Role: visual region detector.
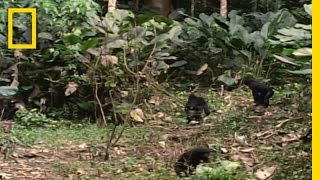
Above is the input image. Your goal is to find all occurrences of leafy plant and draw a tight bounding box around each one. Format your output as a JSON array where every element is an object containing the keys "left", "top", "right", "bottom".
[
  {"left": 271, "top": 4, "right": 311, "bottom": 76},
  {"left": 15, "top": 109, "right": 54, "bottom": 129}
]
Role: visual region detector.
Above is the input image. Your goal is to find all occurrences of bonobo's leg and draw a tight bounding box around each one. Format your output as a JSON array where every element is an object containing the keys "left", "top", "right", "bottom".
[
  {"left": 251, "top": 91, "right": 260, "bottom": 104},
  {"left": 203, "top": 103, "right": 210, "bottom": 116},
  {"left": 262, "top": 89, "right": 274, "bottom": 107},
  {"left": 186, "top": 116, "right": 193, "bottom": 124}
]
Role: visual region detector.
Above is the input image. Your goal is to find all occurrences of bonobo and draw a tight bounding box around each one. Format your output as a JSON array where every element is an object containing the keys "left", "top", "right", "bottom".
[
  {"left": 0, "top": 98, "right": 25, "bottom": 121},
  {"left": 301, "top": 128, "right": 312, "bottom": 143},
  {"left": 185, "top": 94, "right": 210, "bottom": 124},
  {"left": 243, "top": 77, "right": 274, "bottom": 107},
  {"left": 174, "top": 146, "right": 211, "bottom": 177}
]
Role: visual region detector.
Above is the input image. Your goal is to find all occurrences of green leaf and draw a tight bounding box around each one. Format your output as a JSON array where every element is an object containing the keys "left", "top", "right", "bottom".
[
  {"left": 199, "top": 13, "right": 215, "bottom": 27},
  {"left": 169, "top": 60, "right": 187, "bottom": 68},
  {"left": 292, "top": 48, "right": 312, "bottom": 57},
  {"left": 217, "top": 74, "right": 237, "bottom": 86},
  {"left": 154, "top": 61, "right": 169, "bottom": 70},
  {"left": 63, "top": 34, "right": 81, "bottom": 44},
  {"left": 304, "top": 4, "right": 312, "bottom": 16},
  {"left": 287, "top": 69, "right": 311, "bottom": 75},
  {"left": 38, "top": 32, "right": 54, "bottom": 40},
  {"left": 107, "top": 39, "right": 127, "bottom": 49},
  {"left": 81, "top": 38, "right": 101, "bottom": 50},
  {"left": 0, "top": 86, "right": 18, "bottom": 96},
  {"left": 273, "top": 55, "right": 298, "bottom": 66},
  {"left": 221, "top": 160, "right": 241, "bottom": 172},
  {"left": 184, "top": 17, "right": 198, "bottom": 26},
  {"left": 260, "top": 22, "right": 270, "bottom": 39}
]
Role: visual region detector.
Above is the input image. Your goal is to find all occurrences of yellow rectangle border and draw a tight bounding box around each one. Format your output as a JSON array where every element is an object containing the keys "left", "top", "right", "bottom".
[
  {"left": 8, "top": 8, "right": 37, "bottom": 49},
  {"left": 313, "top": 0, "right": 318, "bottom": 179}
]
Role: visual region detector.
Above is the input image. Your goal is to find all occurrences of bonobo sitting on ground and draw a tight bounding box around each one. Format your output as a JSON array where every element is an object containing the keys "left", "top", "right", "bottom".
[
  {"left": 174, "top": 145, "right": 211, "bottom": 177},
  {"left": 243, "top": 77, "right": 274, "bottom": 107},
  {"left": 185, "top": 94, "right": 210, "bottom": 124},
  {"left": 0, "top": 98, "right": 25, "bottom": 121}
]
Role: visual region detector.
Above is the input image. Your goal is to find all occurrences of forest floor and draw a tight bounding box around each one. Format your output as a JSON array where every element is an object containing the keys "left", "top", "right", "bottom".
[{"left": 0, "top": 87, "right": 311, "bottom": 180}]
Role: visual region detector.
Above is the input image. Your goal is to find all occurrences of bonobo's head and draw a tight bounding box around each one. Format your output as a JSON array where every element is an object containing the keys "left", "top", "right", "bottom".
[{"left": 243, "top": 76, "right": 255, "bottom": 86}]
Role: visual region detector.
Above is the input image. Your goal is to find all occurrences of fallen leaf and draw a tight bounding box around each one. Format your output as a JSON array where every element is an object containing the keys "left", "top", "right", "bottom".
[
  {"left": 130, "top": 108, "right": 145, "bottom": 122},
  {"left": 155, "top": 112, "right": 166, "bottom": 120},
  {"left": 221, "top": 148, "right": 228, "bottom": 153},
  {"left": 255, "top": 166, "right": 277, "bottom": 179},
  {"left": 100, "top": 55, "right": 118, "bottom": 66},
  {"left": 275, "top": 118, "right": 292, "bottom": 128},
  {"left": 65, "top": 82, "right": 78, "bottom": 96},
  {"left": 240, "top": 147, "right": 255, "bottom": 153},
  {"left": 234, "top": 133, "right": 248, "bottom": 145},
  {"left": 148, "top": 96, "right": 161, "bottom": 105},
  {"left": 196, "top": 63, "right": 208, "bottom": 75},
  {"left": 120, "top": 91, "right": 129, "bottom": 97},
  {"left": 170, "top": 102, "right": 178, "bottom": 108},
  {"left": 76, "top": 168, "right": 86, "bottom": 175},
  {"left": 158, "top": 141, "right": 166, "bottom": 148},
  {"left": 281, "top": 132, "right": 301, "bottom": 142}
]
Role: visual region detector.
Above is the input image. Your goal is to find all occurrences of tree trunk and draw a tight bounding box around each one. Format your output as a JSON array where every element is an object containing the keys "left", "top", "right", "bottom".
[
  {"left": 191, "top": 0, "right": 195, "bottom": 16},
  {"left": 148, "top": 0, "right": 172, "bottom": 16},
  {"left": 220, "top": 0, "right": 227, "bottom": 17},
  {"left": 108, "top": 0, "right": 117, "bottom": 12}
]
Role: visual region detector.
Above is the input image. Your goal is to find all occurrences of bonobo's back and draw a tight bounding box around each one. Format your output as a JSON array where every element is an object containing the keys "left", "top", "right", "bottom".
[{"left": 174, "top": 146, "right": 211, "bottom": 177}]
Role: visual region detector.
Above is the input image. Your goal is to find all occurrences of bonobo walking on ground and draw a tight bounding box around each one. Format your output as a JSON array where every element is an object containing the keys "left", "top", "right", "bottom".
[
  {"left": 174, "top": 145, "right": 211, "bottom": 177},
  {"left": 185, "top": 94, "right": 210, "bottom": 124},
  {"left": 243, "top": 77, "right": 274, "bottom": 107}
]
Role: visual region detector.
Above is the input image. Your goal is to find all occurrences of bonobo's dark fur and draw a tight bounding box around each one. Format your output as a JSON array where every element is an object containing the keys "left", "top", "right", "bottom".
[
  {"left": 174, "top": 146, "right": 211, "bottom": 177},
  {"left": 243, "top": 77, "right": 274, "bottom": 107},
  {"left": 185, "top": 94, "right": 210, "bottom": 124},
  {"left": 0, "top": 99, "right": 25, "bottom": 120},
  {"left": 301, "top": 128, "right": 312, "bottom": 143}
]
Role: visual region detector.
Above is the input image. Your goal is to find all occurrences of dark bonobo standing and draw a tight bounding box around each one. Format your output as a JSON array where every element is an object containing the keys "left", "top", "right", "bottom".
[
  {"left": 243, "top": 77, "right": 274, "bottom": 107},
  {"left": 184, "top": 94, "right": 210, "bottom": 124}
]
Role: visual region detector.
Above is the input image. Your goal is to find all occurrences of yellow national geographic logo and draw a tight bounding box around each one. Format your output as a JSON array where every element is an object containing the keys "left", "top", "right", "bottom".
[{"left": 8, "top": 8, "right": 37, "bottom": 49}]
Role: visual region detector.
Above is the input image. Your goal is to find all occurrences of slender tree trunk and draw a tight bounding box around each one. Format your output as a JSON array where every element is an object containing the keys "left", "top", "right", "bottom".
[
  {"left": 191, "top": 0, "right": 195, "bottom": 16},
  {"left": 161, "top": 0, "right": 172, "bottom": 16},
  {"left": 108, "top": 0, "right": 117, "bottom": 12},
  {"left": 148, "top": 0, "right": 172, "bottom": 16},
  {"left": 220, "top": 0, "right": 227, "bottom": 17}
]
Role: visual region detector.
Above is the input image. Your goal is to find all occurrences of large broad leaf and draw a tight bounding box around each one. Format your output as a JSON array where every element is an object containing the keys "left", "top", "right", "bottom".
[
  {"left": 295, "top": 23, "right": 312, "bottom": 30},
  {"left": 287, "top": 69, "right": 312, "bottom": 75},
  {"left": 292, "top": 48, "right": 312, "bottom": 57},
  {"left": 199, "top": 13, "right": 215, "bottom": 27},
  {"left": 260, "top": 22, "right": 270, "bottom": 39},
  {"left": 63, "top": 34, "right": 82, "bottom": 44},
  {"left": 273, "top": 55, "right": 298, "bottom": 66},
  {"left": 168, "top": 25, "right": 182, "bottom": 40},
  {"left": 0, "top": 86, "right": 18, "bottom": 96},
  {"left": 107, "top": 9, "right": 135, "bottom": 22},
  {"left": 151, "top": 34, "right": 170, "bottom": 44},
  {"left": 268, "top": 10, "right": 297, "bottom": 35},
  {"left": 184, "top": 17, "right": 198, "bottom": 26},
  {"left": 275, "top": 28, "right": 311, "bottom": 42},
  {"left": 169, "top": 60, "right": 187, "bottom": 68},
  {"left": 304, "top": 4, "right": 312, "bottom": 16},
  {"left": 81, "top": 38, "right": 101, "bottom": 51},
  {"left": 154, "top": 61, "right": 169, "bottom": 70},
  {"left": 107, "top": 39, "right": 128, "bottom": 49},
  {"left": 38, "top": 32, "right": 54, "bottom": 40},
  {"left": 217, "top": 74, "right": 237, "bottom": 86}
]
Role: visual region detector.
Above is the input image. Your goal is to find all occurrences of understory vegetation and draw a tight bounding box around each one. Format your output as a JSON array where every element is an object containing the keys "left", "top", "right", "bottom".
[{"left": 0, "top": 0, "right": 311, "bottom": 179}]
